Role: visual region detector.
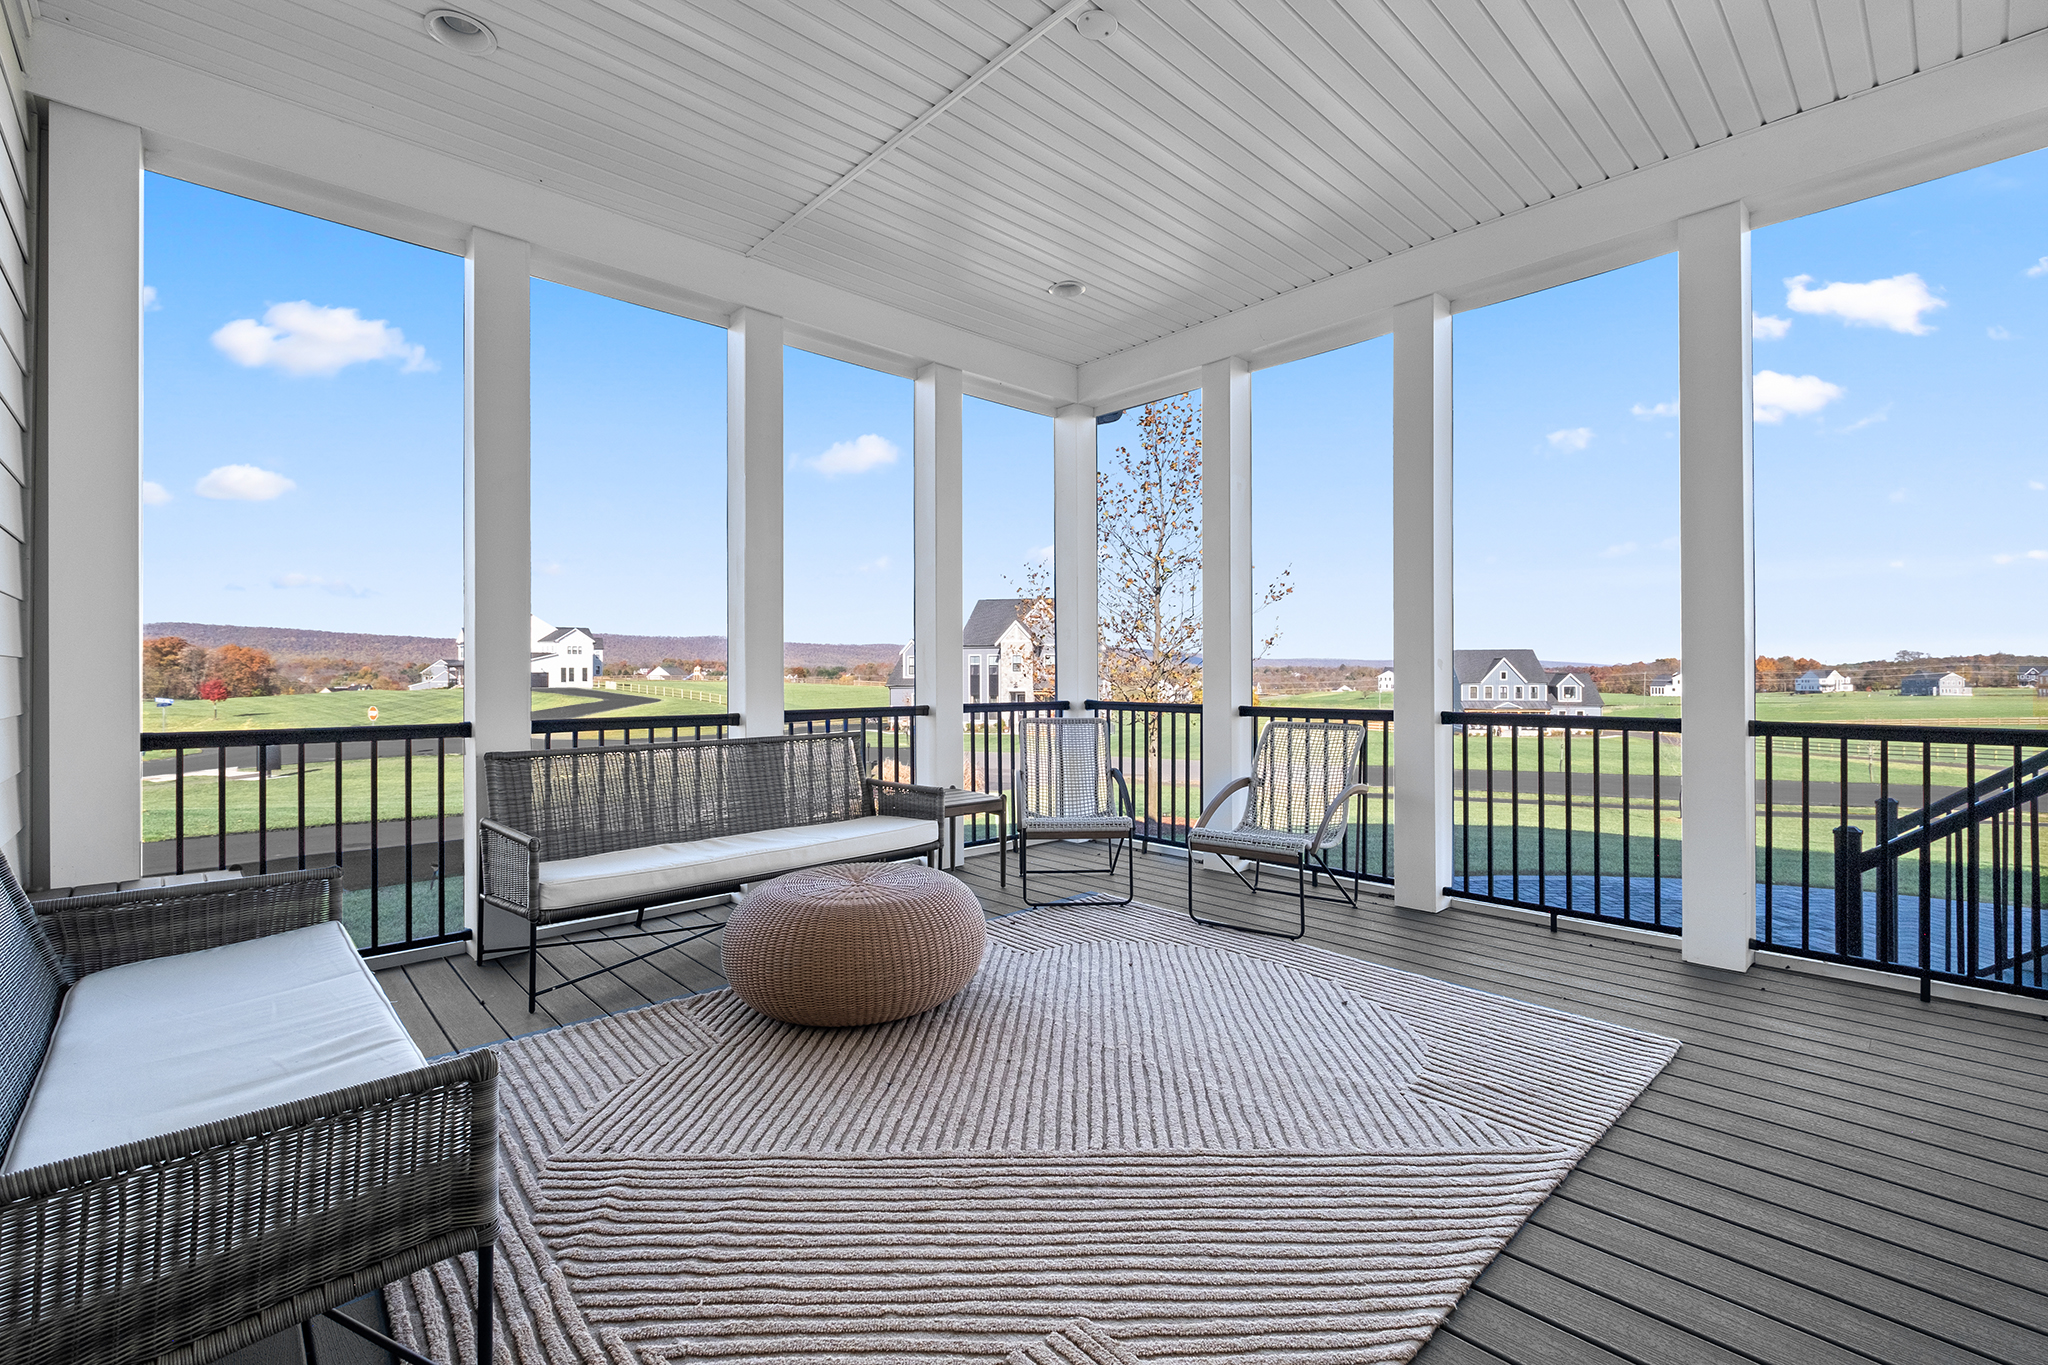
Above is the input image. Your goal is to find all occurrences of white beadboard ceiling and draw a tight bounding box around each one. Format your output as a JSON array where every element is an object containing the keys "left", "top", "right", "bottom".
[{"left": 30, "top": 0, "right": 2048, "bottom": 367}]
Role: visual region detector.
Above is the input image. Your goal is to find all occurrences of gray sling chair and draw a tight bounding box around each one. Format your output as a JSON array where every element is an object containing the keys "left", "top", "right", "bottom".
[
  {"left": 1187, "top": 720, "right": 1370, "bottom": 939},
  {"left": 1013, "top": 716, "right": 1137, "bottom": 909}
]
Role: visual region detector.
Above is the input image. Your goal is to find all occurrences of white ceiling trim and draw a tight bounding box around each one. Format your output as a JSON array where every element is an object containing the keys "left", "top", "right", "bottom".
[
  {"left": 1078, "top": 30, "right": 2048, "bottom": 413},
  {"left": 23, "top": 20, "right": 1081, "bottom": 409},
  {"left": 747, "top": 0, "right": 1092, "bottom": 260}
]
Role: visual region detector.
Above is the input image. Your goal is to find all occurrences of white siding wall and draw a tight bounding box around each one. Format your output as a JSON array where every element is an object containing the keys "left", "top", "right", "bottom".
[{"left": 0, "top": 5, "right": 30, "bottom": 873}]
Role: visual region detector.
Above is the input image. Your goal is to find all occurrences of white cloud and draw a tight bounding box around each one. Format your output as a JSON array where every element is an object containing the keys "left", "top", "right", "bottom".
[
  {"left": 142, "top": 285, "right": 161, "bottom": 311},
  {"left": 196, "top": 464, "right": 296, "bottom": 500},
  {"left": 1887, "top": 489, "right": 1907, "bottom": 503},
  {"left": 141, "top": 480, "right": 172, "bottom": 506},
  {"left": 1836, "top": 404, "right": 1891, "bottom": 434},
  {"left": 854, "top": 555, "right": 891, "bottom": 573},
  {"left": 535, "top": 561, "right": 564, "bottom": 576},
  {"left": 212, "top": 301, "right": 434, "bottom": 376},
  {"left": 1546, "top": 427, "right": 1593, "bottom": 452},
  {"left": 1753, "top": 370, "right": 1844, "bottom": 423},
  {"left": 807, "top": 433, "right": 899, "bottom": 476},
  {"left": 2031, "top": 481, "right": 2046, "bottom": 491},
  {"left": 1752, "top": 313, "right": 1792, "bottom": 340},
  {"left": 1599, "top": 541, "right": 1638, "bottom": 557},
  {"left": 2028, "top": 257, "right": 2048, "bottom": 278},
  {"left": 271, "top": 572, "right": 371, "bottom": 597},
  {"left": 1888, "top": 560, "right": 1905, "bottom": 569},
  {"left": 1029, "top": 544, "right": 1054, "bottom": 565},
  {"left": 1630, "top": 400, "right": 1678, "bottom": 419},
  {"left": 1784, "top": 273, "right": 1945, "bottom": 334}
]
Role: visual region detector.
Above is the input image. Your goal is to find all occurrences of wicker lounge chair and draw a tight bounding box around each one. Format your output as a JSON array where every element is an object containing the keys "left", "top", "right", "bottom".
[
  {"left": 1012, "top": 716, "right": 1136, "bottom": 909},
  {"left": 1187, "top": 720, "right": 1369, "bottom": 939},
  {"left": 0, "top": 858, "right": 497, "bottom": 1365},
  {"left": 480, "top": 731, "right": 946, "bottom": 1012}
]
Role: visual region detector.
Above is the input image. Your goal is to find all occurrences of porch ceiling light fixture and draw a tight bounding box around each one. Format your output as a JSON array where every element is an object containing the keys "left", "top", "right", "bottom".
[
  {"left": 424, "top": 8, "right": 497, "bottom": 55},
  {"left": 1047, "top": 280, "right": 1088, "bottom": 299},
  {"left": 1075, "top": 9, "right": 1120, "bottom": 40}
]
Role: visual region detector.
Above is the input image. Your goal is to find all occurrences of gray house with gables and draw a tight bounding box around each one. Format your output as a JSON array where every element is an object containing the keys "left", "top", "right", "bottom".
[{"left": 1454, "top": 649, "right": 1604, "bottom": 716}]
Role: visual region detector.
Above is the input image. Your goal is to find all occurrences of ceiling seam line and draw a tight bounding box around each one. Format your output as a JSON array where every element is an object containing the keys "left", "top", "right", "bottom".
[{"left": 744, "top": 0, "right": 1094, "bottom": 259}]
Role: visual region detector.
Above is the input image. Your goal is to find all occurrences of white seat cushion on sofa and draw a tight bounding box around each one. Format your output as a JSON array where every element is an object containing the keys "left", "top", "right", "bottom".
[
  {"left": 537, "top": 814, "right": 935, "bottom": 913},
  {"left": 3, "top": 921, "right": 424, "bottom": 1175}
]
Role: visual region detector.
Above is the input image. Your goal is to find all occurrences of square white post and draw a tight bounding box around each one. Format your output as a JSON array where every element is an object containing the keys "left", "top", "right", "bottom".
[
  {"left": 1678, "top": 202, "right": 1757, "bottom": 972},
  {"left": 33, "top": 105, "right": 142, "bottom": 889},
  {"left": 914, "top": 362, "right": 964, "bottom": 795},
  {"left": 727, "top": 309, "right": 784, "bottom": 735},
  {"left": 1052, "top": 404, "right": 1098, "bottom": 706},
  {"left": 1391, "top": 294, "right": 1454, "bottom": 913},
  {"left": 463, "top": 228, "right": 531, "bottom": 957},
  {"left": 1201, "top": 357, "right": 1253, "bottom": 852}
]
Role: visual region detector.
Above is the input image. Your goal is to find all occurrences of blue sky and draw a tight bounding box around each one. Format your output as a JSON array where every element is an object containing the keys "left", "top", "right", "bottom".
[{"left": 145, "top": 144, "right": 2048, "bottom": 664}]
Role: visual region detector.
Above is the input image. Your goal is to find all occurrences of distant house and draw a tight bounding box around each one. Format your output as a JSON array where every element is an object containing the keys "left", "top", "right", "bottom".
[
  {"left": 407, "top": 658, "right": 463, "bottom": 691},
  {"left": 887, "top": 641, "right": 914, "bottom": 708},
  {"left": 531, "top": 616, "right": 603, "bottom": 689},
  {"left": 1795, "top": 668, "right": 1852, "bottom": 693},
  {"left": 1648, "top": 671, "right": 1682, "bottom": 697},
  {"left": 1376, "top": 669, "right": 1396, "bottom": 693},
  {"left": 643, "top": 665, "right": 675, "bottom": 681},
  {"left": 2020, "top": 666, "right": 2043, "bottom": 685},
  {"left": 964, "top": 598, "right": 1050, "bottom": 704},
  {"left": 1546, "top": 669, "right": 1603, "bottom": 717},
  {"left": 1900, "top": 670, "right": 1971, "bottom": 697}
]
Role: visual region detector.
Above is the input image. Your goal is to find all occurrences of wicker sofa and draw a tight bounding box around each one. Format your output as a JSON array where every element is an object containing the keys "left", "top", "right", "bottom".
[
  {"left": 0, "top": 859, "right": 497, "bottom": 1365},
  {"left": 480, "top": 731, "right": 948, "bottom": 1011}
]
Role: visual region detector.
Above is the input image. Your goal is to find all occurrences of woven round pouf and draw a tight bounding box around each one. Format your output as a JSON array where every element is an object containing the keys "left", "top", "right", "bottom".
[{"left": 722, "top": 862, "right": 986, "bottom": 1027}]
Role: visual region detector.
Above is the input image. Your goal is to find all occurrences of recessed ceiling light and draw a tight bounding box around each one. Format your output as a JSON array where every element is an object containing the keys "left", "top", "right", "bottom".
[
  {"left": 1047, "top": 280, "right": 1087, "bottom": 299},
  {"left": 1075, "top": 10, "right": 1119, "bottom": 41},
  {"left": 424, "top": 8, "right": 497, "bottom": 55}
]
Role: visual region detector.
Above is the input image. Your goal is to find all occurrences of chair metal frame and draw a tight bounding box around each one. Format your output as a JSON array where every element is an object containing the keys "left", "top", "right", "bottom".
[
  {"left": 1012, "top": 716, "right": 1138, "bottom": 910},
  {"left": 1187, "top": 721, "right": 1372, "bottom": 940}
]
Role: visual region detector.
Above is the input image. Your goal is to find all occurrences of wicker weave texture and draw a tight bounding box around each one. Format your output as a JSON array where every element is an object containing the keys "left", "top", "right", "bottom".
[
  {"left": 31, "top": 866, "right": 342, "bottom": 979},
  {"left": 1240, "top": 721, "right": 1363, "bottom": 851},
  {"left": 1016, "top": 718, "right": 1132, "bottom": 836},
  {"left": 722, "top": 863, "right": 985, "bottom": 1027},
  {"left": 0, "top": 856, "right": 62, "bottom": 1156}
]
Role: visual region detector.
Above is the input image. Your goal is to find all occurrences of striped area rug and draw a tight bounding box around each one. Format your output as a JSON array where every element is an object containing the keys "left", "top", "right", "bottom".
[{"left": 389, "top": 902, "right": 1677, "bottom": 1364}]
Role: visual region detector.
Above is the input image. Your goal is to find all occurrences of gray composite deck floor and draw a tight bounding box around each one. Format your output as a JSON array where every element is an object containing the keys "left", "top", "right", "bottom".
[{"left": 375, "top": 845, "right": 2048, "bottom": 1365}]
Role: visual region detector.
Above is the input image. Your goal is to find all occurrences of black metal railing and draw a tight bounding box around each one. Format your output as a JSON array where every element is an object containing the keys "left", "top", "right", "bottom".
[
  {"left": 1443, "top": 710, "right": 1683, "bottom": 932},
  {"left": 784, "top": 705, "right": 926, "bottom": 783},
  {"left": 532, "top": 714, "right": 738, "bottom": 747},
  {"left": 142, "top": 723, "right": 471, "bottom": 956},
  {"left": 1754, "top": 719, "right": 2046, "bottom": 999},
  {"left": 1084, "top": 699, "right": 1204, "bottom": 848},
  {"left": 1244, "top": 705, "right": 1394, "bottom": 885},
  {"left": 961, "top": 699, "right": 1071, "bottom": 846}
]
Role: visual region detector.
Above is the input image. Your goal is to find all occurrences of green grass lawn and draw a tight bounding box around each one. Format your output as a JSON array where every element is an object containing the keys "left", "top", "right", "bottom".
[
  {"left": 142, "top": 754, "right": 464, "bottom": 842},
  {"left": 145, "top": 689, "right": 590, "bottom": 732},
  {"left": 1267, "top": 689, "right": 1393, "bottom": 708}
]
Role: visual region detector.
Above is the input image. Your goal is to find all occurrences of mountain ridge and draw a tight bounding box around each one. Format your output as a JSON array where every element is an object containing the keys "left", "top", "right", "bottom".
[{"left": 142, "top": 623, "right": 901, "bottom": 669}]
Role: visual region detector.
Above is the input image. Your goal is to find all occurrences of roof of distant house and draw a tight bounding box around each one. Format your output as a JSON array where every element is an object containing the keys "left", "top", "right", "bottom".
[
  {"left": 963, "top": 598, "right": 1033, "bottom": 649},
  {"left": 536, "top": 626, "right": 602, "bottom": 647}
]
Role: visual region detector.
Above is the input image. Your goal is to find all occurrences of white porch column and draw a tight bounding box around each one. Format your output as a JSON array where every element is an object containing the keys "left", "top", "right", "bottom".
[
  {"left": 1052, "top": 403, "right": 1098, "bottom": 706},
  {"left": 463, "top": 228, "right": 530, "bottom": 957},
  {"left": 33, "top": 105, "right": 142, "bottom": 889},
  {"left": 1201, "top": 358, "right": 1253, "bottom": 853},
  {"left": 914, "top": 363, "right": 964, "bottom": 794},
  {"left": 1390, "top": 294, "right": 1454, "bottom": 913},
  {"left": 727, "top": 309, "right": 784, "bottom": 735},
  {"left": 1678, "top": 202, "right": 1757, "bottom": 972}
]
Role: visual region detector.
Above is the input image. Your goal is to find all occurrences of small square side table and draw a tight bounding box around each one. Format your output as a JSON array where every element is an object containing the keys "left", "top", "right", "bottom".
[{"left": 940, "top": 787, "right": 1007, "bottom": 886}]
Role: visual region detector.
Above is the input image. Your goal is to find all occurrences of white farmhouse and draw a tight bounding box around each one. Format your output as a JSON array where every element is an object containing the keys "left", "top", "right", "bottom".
[
  {"left": 1376, "top": 669, "right": 1396, "bottom": 693},
  {"left": 530, "top": 615, "right": 603, "bottom": 689},
  {"left": 1648, "top": 671, "right": 1682, "bottom": 697},
  {"left": 964, "top": 598, "right": 1049, "bottom": 704},
  {"left": 1795, "top": 669, "right": 1853, "bottom": 693},
  {"left": 887, "top": 640, "right": 915, "bottom": 708}
]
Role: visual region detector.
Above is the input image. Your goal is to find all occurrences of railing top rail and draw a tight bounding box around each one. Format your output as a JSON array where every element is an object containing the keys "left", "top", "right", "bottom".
[
  {"left": 1242, "top": 704, "right": 1394, "bottom": 721},
  {"left": 142, "top": 721, "right": 473, "bottom": 750},
  {"left": 964, "top": 699, "right": 1071, "bottom": 713},
  {"left": 1750, "top": 718, "right": 2048, "bottom": 747},
  {"left": 530, "top": 713, "right": 740, "bottom": 734},
  {"left": 1441, "top": 709, "right": 1680, "bottom": 734},
  {"left": 1084, "top": 698, "right": 1202, "bottom": 714},
  {"left": 783, "top": 705, "right": 931, "bottom": 721}
]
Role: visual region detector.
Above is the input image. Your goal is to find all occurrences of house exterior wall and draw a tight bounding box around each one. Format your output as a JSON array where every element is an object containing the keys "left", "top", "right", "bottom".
[{"left": 0, "top": 8, "right": 26, "bottom": 876}]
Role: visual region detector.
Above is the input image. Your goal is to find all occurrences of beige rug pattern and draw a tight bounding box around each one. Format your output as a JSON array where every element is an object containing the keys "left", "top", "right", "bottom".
[{"left": 389, "top": 903, "right": 1678, "bottom": 1364}]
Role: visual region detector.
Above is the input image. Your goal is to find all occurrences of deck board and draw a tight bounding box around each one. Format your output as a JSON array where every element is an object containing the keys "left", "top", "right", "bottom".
[{"left": 372, "top": 845, "right": 2048, "bottom": 1364}]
